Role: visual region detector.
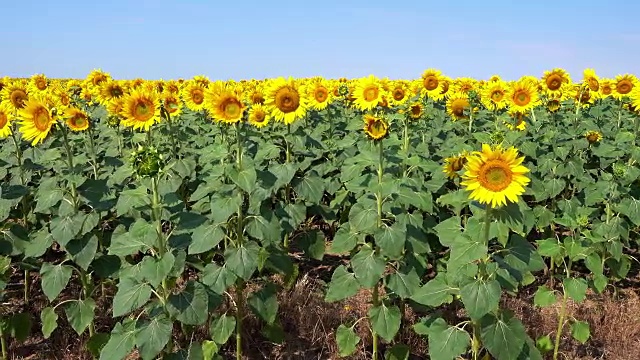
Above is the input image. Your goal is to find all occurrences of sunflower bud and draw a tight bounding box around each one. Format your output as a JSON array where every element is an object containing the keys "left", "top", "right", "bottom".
[
  {"left": 130, "top": 145, "right": 164, "bottom": 178},
  {"left": 613, "top": 162, "right": 627, "bottom": 179},
  {"left": 107, "top": 115, "right": 121, "bottom": 128},
  {"left": 337, "top": 83, "right": 350, "bottom": 97},
  {"left": 490, "top": 130, "right": 505, "bottom": 145},
  {"left": 576, "top": 214, "right": 589, "bottom": 228}
]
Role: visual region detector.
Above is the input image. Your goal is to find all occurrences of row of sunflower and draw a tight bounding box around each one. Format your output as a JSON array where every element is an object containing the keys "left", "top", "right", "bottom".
[{"left": 0, "top": 68, "right": 637, "bottom": 147}]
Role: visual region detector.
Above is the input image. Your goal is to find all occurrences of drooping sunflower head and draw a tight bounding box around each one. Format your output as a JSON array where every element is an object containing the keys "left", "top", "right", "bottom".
[
  {"left": 505, "top": 110, "right": 527, "bottom": 131},
  {"left": 264, "top": 77, "right": 308, "bottom": 124},
  {"left": 248, "top": 103, "right": 271, "bottom": 128},
  {"left": 181, "top": 80, "right": 207, "bottom": 111},
  {"left": 507, "top": 80, "right": 539, "bottom": 113},
  {"left": 582, "top": 69, "right": 600, "bottom": 92},
  {"left": 120, "top": 89, "right": 161, "bottom": 131},
  {"left": 1, "top": 81, "right": 29, "bottom": 110},
  {"left": 64, "top": 107, "right": 90, "bottom": 132},
  {"left": 546, "top": 98, "right": 562, "bottom": 113},
  {"left": 443, "top": 151, "right": 469, "bottom": 179},
  {"left": 161, "top": 91, "right": 183, "bottom": 118},
  {"left": 363, "top": 113, "right": 389, "bottom": 140},
  {"left": 451, "top": 77, "right": 478, "bottom": 94},
  {"left": 0, "top": 101, "right": 14, "bottom": 138},
  {"left": 407, "top": 101, "right": 424, "bottom": 120},
  {"left": 129, "top": 145, "right": 165, "bottom": 178},
  {"left": 28, "top": 73, "right": 49, "bottom": 92},
  {"left": 86, "top": 69, "right": 111, "bottom": 89},
  {"left": 612, "top": 74, "right": 638, "bottom": 99},
  {"left": 17, "top": 94, "right": 58, "bottom": 146},
  {"left": 204, "top": 83, "right": 246, "bottom": 124},
  {"left": 585, "top": 130, "right": 602, "bottom": 144},
  {"left": 573, "top": 85, "right": 595, "bottom": 107},
  {"left": 480, "top": 80, "right": 509, "bottom": 111},
  {"left": 446, "top": 92, "right": 470, "bottom": 121},
  {"left": 460, "top": 144, "right": 531, "bottom": 208}
]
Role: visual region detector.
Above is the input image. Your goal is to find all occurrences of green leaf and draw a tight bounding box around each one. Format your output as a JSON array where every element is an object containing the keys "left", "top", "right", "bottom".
[
  {"left": 224, "top": 241, "right": 260, "bottom": 280},
  {"left": 410, "top": 274, "right": 455, "bottom": 307},
  {"left": 64, "top": 299, "right": 96, "bottom": 335},
  {"left": 292, "top": 171, "right": 325, "bottom": 203},
  {"left": 167, "top": 281, "right": 208, "bottom": 325},
  {"left": 447, "top": 234, "right": 488, "bottom": 271},
  {"left": 386, "top": 269, "right": 420, "bottom": 299},
  {"left": 570, "top": 320, "right": 590, "bottom": 344},
  {"left": 536, "top": 335, "right": 554, "bottom": 354},
  {"left": 115, "top": 187, "right": 150, "bottom": 215},
  {"left": 384, "top": 344, "right": 410, "bottom": 360},
  {"left": 348, "top": 202, "right": 378, "bottom": 234},
  {"left": 50, "top": 213, "right": 86, "bottom": 247},
  {"left": 325, "top": 265, "right": 360, "bottom": 302},
  {"left": 40, "top": 263, "right": 73, "bottom": 302},
  {"left": 616, "top": 197, "right": 640, "bottom": 226},
  {"left": 533, "top": 286, "right": 556, "bottom": 307},
  {"left": 374, "top": 223, "right": 406, "bottom": 259},
  {"left": 99, "top": 320, "right": 137, "bottom": 360},
  {"left": 66, "top": 234, "right": 99, "bottom": 271},
  {"left": 351, "top": 245, "right": 385, "bottom": 288},
  {"left": 108, "top": 220, "right": 157, "bottom": 256},
  {"left": 201, "top": 264, "right": 237, "bottom": 294},
  {"left": 87, "top": 333, "right": 110, "bottom": 358},
  {"left": 460, "top": 279, "right": 501, "bottom": 320},
  {"left": 368, "top": 304, "right": 401, "bottom": 342},
  {"left": 427, "top": 318, "right": 470, "bottom": 360},
  {"left": 201, "top": 340, "right": 219, "bottom": 359},
  {"left": 563, "top": 277, "right": 588, "bottom": 303},
  {"left": 335, "top": 324, "right": 360, "bottom": 357},
  {"left": 34, "top": 186, "right": 64, "bottom": 213},
  {"left": 140, "top": 252, "right": 175, "bottom": 288},
  {"left": 227, "top": 167, "right": 257, "bottom": 194},
  {"left": 434, "top": 216, "right": 462, "bottom": 246},
  {"left": 8, "top": 313, "right": 32, "bottom": 341},
  {"left": 480, "top": 311, "right": 527, "bottom": 360},
  {"left": 210, "top": 191, "right": 242, "bottom": 223},
  {"left": 135, "top": 313, "right": 173, "bottom": 360},
  {"left": 112, "top": 277, "right": 152, "bottom": 317},
  {"left": 298, "top": 230, "right": 325, "bottom": 260},
  {"left": 248, "top": 282, "right": 279, "bottom": 325},
  {"left": 210, "top": 314, "right": 236, "bottom": 345},
  {"left": 330, "top": 226, "right": 358, "bottom": 254},
  {"left": 41, "top": 307, "right": 58, "bottom": 339}
]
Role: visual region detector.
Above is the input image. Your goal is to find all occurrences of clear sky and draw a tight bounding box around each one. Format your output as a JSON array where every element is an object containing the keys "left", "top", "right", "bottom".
[{"left": 3, "top": 0, "right": 639, "bottom": 81}]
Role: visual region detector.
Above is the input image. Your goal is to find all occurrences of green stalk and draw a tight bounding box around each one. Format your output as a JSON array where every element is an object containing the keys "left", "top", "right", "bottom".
[
  {"left": 87, "top": 124, "right": 99, "bottom": 179},
  {"left": 402, "top": 118, "right": 409, "bottom": 177},
  {"left": 150, "top": 175, "right": 168, "bottom": 305},
  {"left": 162, "top": 108, "right": 179, "bottom": 158},
  {"left": 467, "top": 105, "right": 474, "bottom": 134},
  {"left": 372, "top": 284, "right": 380, "bottom": 360},
  {"left": 372, "top": 139, "right": 384, "bottom": 360},
  {"left": 235, "top": 280, "right": 245, "bottom": 360},
  {"left": 79, "top": 268, "right": 96, "bottom": 338},
  {"left": 553, "top": 261, "right": 572, "bottom": 360},
  {"left": 60, "top": 124, "right": 79, "bottom": 211},
  {"left": 0, "top": 321, "right": 7, "bottom": 360},
  {"left": 471, "top": 324, "right": 481, "bottom": 360},
  {"left": 10, "top": 130, "right": 30, "bottom": 304},
  {"left": 283, "top": 124, "right": 292, "bottom": 250}
]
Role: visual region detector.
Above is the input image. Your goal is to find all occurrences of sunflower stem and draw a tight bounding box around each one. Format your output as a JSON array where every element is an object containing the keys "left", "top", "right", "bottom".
[
  {"left": 235, "top": 280, "right": 245, "bottom": 360},
  {"left": 372, "top": 139, "right": 384, "bottom": 360},
  {"left": 0, "top": 320, "right": 7, "bottom": 360},
  {"left": 372, "top": 283, "right": 380, "bottom": 360},
  {"left": 283, "top": 124, "right": 293, "bottom": 250},
  {"left": 402, "top": 118, "right": 409, "bottom": 177},
  {"left": 467, "top": 105, "right": 474, "bottom": 134},
  {"left": 87, "top": 123, "right": 99, "bottom": 179},
  {"left": 60, "top": 124, "right": 79, "bottom": 212},
  {"left": 162, "top": 108, "right": 179, "bottom": 159},
  {"left": 10, "top": 130, "right": 28, "bottom": 225},
  {"left": 233, "top": 120, "right": 245, "bottom": 360},
  {"left": 553, "top": 261, "right": 572, "bottom": 360},
  {"left": 151, "top": 175, "right": 169, "bottom": 311}
]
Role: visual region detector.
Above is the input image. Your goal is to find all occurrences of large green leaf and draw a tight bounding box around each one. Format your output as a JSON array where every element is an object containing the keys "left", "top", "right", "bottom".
[
  {"left": 410, "top": 274, "right": 455, "bottom": 307},
  {"left": 350, "top": 245, "right": 385, "bottom": 289},
  {"left": 209, "top": 314, "right": 236, "bottom": 345},
  {"left": 480, "top": 311, "right": 527, "bottom": 360},
  {"left": 247, "top": 282, "right": 278, "bottom": 325},
  {"left": 368, "top": 304, "right": 401, "bottom": 342},
  {"left": 40, "top": 262, "right": 73, "bottom": 302},
  {"left": 135, "top": 313, "right": 173, "bottom": 360},
  {"left": 64, "top": 299, "right": 96, "bottom": 335},
  {"left": 335, "top": 324, "right": 360, "bottom": 357},
  {"left": 224, "top": 241, "right": 260, "bottom": 280},
  {"left": 460, "top": 278, "right": 501, "bottom": 320},
  {"left": 167, "top": 281, "right": 208, "bottom": 325},
  {"left": 112, "top": 277, "right": 152, "bottom": 317},
  {"left": 99, "top": 320, "right": 137, "bottom": 360},
  {"left": 325, "top": 265, "right": 360, "bottom": 302},
  {"left": 427, "top": 318, "right": 470, "bottom": 360}
]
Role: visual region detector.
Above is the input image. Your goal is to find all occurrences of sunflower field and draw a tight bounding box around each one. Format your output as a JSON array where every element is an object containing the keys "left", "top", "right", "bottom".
[{"left": 0, "top": 69, "right": 639, "bottom": 360}]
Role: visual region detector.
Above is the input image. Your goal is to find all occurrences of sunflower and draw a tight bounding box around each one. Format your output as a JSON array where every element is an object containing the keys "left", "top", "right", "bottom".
[
  {"left": 546, "top": 98, "right": 562, "bottom": 113},
  {"left": 505, "top": 111, "right": 527, "bottom": 131},
  {"left": 0, "top": 101, "right": 13, "bottom": 138},
  {"left": 64, "top": 107, "right": 90, "bottom": 131},
  {"left": 350, "top": 75, "right": 384, "bottom": 111},
  {"left": 433, "top": 77, "right": 452, "bottom": 102},
  {"left": 585, "top": 130, "right": 602, "bottom": 144},
  {"left": 612, "top": 74, "right": 638, "bottom": 99},
  {"left": 85, "top": 69, "right": 111, "bottom": 89},
  {"left": 451, "top": 77, "right": 478, "bottom": 94},
  {"left": 460, "top": 144, "right": 530, "bottom": 208},
  {"left": 443, "top": 151, "right": 468, "bottom": 179},
  {"left": 161, "top": 91, "right": 182, "bottom": 118},
  {"left": 0, "top": 76, "right": 9, "bottom": 95},
  {"left": 106, "top": 98, "right": 124, "bottom": 126},
  {"left": 181, "top": 81, "right": 207, "bottom": 111},
  {"left": 98, "top": 80, "right": 126, "bottom": 105},
  {"left": 489, "top": 75, "right": 502, "bottom": 82},
  {"left": 582, "top": 69, "right": 600, "bottom": 93},
  {"left": 164, "top": 80, "right": 181, "bottom": 95},
  {"left": 18, "top": 94, "right": 58, "bottom": 146},
  {"left": 599, "top": 79, "right": 614, "bottom": 97},
  {"left": 480, "top": 81, "right": 509, "bottom": 111},
  {"left": 305, "top": 78, "right": 333, "bottom": 110},
  {"left": 204, "top": 84, "right": 245, "bottom": 124},
  {"left": 1, "top": 81, "right": 29, "bottom": 111},
  {"left": 421, "top": 69, "right": 444, "bottom": 99},
  {"left": 363, "top": 113, "right": 388, "bottom": 140},
  {"left": 507, "top": 80, "right": 539, "bottom": 113},
  {"left": 388, "top": 81, "right": 410, "bottom": 107},
  {"left": 407, "top": 101, "right": 424, "bottom": 120},
  {"left": 248, "top": 86, "right": 266, "bottom": 105},
  {"left": 28, "top": 74, "right": 49, "bottom": 93},
  {"left": 264, "top": 77, "right": 308, "bottom": 124},
  {"left": 446, "top": 92, "right": 470, "bottom": 121},
  {"left": 248, "top": 104, "right": 271, "bottom": 128},
  {"left": 541, "top": 68, "right": 572, "bottom": 99},
  {"left": 573, "top": 85, "right": 595, "bottom": 107},
  {"left": 120, "top": 89, "right": 161, "bottom": 131}
]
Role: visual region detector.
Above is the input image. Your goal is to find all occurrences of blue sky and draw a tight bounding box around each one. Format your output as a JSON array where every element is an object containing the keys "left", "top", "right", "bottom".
[{"left": 3, "top": 0, "right": 639, "bottom": 81}]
